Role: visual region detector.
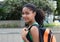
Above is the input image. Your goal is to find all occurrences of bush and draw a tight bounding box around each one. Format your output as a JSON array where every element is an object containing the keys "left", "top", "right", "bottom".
[
  {"left": 44, "top": 22, "right": 60, "bottom": 27},
  {"left": 0, "top": 23, "right": 19, "bottom": 28},
  {"left": 0, "top": 0, "right": 55, "bottom": 20}
]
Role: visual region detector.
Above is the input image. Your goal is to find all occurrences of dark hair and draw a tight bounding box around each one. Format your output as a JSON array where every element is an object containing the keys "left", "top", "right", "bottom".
[{"left": 23, "top": 3, "right": 45, "bottom": 27}]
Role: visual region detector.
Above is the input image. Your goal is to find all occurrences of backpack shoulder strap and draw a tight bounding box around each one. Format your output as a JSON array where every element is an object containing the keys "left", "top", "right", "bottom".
[
  {"left": 48, "top": 29, "right": 52, "bottom": 42},
  {"left": 39, "top": 28, "right": 46, "bottom": 42},
  {"left": 28, "top": 24, "right": 39, "bottom": 31}
]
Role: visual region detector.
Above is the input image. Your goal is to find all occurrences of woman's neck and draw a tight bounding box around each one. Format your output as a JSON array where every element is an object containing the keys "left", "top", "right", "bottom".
[{"left": 28, "top": 20, "right": 36, "bottom": 26}]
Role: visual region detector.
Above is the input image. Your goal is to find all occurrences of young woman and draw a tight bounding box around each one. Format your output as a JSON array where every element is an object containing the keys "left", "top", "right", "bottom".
[{"left": 21, "top": 3, "right": 45, "bottom": 42}]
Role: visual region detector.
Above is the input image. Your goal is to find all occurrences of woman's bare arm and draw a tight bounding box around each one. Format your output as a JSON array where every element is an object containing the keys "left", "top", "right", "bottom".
[{"left": 30, "top": 26, "right": 39, "bottom": 42}]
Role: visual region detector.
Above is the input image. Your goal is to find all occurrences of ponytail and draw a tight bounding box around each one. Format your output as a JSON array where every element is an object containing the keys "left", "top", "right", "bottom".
[{"left": 35, "top": 9, "right": 45, "bottom": 26}]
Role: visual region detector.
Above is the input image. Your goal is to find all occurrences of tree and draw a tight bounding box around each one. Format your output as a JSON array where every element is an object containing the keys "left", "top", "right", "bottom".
[
  {"left": 0, "top": 0, "right": 56, "bottom": 20},
  {"left": 57, "top": 0, "right": 60, "bottom": 15}
]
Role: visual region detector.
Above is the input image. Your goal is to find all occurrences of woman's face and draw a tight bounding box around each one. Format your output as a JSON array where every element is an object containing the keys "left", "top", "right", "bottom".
[{"left": 22, "top": 7, "right": 36, "bottom": 23}]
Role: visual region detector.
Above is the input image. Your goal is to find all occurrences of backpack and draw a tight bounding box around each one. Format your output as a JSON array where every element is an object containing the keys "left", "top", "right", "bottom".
[
  {"left": 38, "top": 27, "right": 56, "bottom": 42},
  {"left": 27, "top": 24, "right": 56, "bottom": 42}
]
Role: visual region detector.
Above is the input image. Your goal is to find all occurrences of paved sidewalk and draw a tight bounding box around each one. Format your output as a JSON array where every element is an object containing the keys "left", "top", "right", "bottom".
[{"left": 0, "top": 28, "right": 59, "bottom": 42}]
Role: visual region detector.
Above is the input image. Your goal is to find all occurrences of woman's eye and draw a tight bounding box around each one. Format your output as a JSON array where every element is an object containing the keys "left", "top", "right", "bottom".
[
  {"left": 22, "top": 12, "right": 29, "bottom": 15},
  {"left": 25, "top": 12, "right": 29, "bottom": 15}
]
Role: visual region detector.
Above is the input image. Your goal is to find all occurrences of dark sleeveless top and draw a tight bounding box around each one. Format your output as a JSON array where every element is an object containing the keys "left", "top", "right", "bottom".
[{"left": 26, "top": 22, "right": 39, "bottom": 42}]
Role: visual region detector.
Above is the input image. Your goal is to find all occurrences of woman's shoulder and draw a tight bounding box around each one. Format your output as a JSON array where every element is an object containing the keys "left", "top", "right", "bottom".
[
  {"left": 28, "top": 22, "right": 39, "bottom": 31},
  {"left": 31, "top": 26, "right": 38, "bottom": 30}
]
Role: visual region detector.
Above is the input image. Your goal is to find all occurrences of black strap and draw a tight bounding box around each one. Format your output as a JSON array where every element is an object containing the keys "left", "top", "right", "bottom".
[
  {"left": 48, "top": 30, "right": 52, "bottom": 42},
  {"left": 28, "top": 24, "right": 39, "bottom": 31},
  {"left": 39, "top": 28, "right": 46, "bottom": 42},
  {"left": 26, "top": 24, "right": 39, "bottom": 42},
  {"left": 26, "top": 32, "right": 33, "bottom": 42},
  {"left": 39, "top": 29, "right": 44, "bottom": 42}
]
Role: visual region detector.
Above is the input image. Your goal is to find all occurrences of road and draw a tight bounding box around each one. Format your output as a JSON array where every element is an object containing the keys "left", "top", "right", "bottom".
[{"left": 0, "top": 28, "right": 59, "bottom": 42}]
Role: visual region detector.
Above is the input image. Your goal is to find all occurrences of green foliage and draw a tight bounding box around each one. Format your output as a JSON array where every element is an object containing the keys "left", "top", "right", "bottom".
[
  {"left": 57, "top": 0, "right": 60, "bottom": 15},
  {"left": 0, "top": 23, "right": 19, "bottom": 28},
  {"left": 44, "top": 22, "right": 60, "bottom": 27},
  {"left": 44, "top": 23, "right": 55, "bottom": 27},
  {"left": 0, "top": 0, "right": 22, "bottom": 20},
  {"left": 0, "top": 6, "right": 7, "bottom": 20},
  {"left": 0, "top": 0, "right": 56, "bottom": 20}
]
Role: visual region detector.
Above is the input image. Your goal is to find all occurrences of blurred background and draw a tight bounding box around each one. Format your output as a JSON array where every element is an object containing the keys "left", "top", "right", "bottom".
[
  {"left": 0, "top": 0, "right": 59, "bottom": 28},
  {"left": 0, "top": 0, "right": 60, "bottom": 42}
]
